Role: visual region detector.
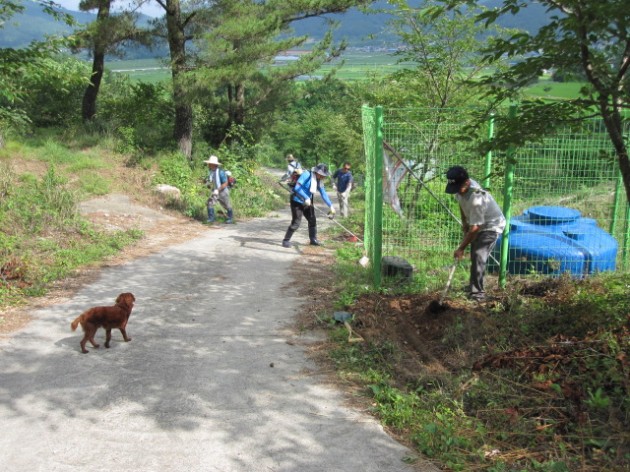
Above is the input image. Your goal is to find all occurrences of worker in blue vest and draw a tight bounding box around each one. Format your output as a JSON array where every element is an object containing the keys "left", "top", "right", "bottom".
[{"left": 282, "top": 164, "right": 336, "bottom": 248}]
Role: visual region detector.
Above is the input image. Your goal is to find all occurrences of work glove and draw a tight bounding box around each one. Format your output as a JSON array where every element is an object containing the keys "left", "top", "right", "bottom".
[
  {"left": 328, "top": 207, "right": 336, "bottom": 219},
  {"left": 212, "top": 189, "right": 219, "bottom": 196},
  {"left": 303, "top": 198, "right": 311, "bottom": 208}
]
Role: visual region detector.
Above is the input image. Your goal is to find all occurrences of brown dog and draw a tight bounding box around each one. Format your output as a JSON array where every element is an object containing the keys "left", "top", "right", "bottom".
[{"left": 70, "top": 292, "right": 136, "bottom": 354}]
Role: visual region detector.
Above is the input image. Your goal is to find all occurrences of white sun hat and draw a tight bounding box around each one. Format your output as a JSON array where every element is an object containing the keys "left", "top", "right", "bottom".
[{"left": 203, "top": 155, "right": 221, "bottom": 166}]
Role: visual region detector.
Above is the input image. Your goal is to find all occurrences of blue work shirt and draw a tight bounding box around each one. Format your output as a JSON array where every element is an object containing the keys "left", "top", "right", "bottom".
[
  {"left": 292, "top": 170, "right": 333, "bottom": 207},
  {"left": 332, "top": 169, "right": 354, "bottom": 193}
]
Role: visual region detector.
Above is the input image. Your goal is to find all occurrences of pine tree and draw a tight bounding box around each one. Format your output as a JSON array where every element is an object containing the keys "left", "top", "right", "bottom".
[{"left": 75, "top": 0, "right": 152, "bottom": 122}]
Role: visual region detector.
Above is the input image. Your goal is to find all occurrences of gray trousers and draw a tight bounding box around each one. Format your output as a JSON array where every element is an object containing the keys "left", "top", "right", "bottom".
[
  {"left": 208, "top": 189, "right": 232, "bottom": 213},
  {"left": 337, "top": 190, "right": 350, "bottom": 218},
  {"left": 469, "top": 231, "right": 500, "bottom": 299}
]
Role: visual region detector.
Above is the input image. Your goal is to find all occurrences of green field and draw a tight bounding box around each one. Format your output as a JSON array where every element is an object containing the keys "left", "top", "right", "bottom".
[
  {"left": 108, "top": 58, "right": 170, "bottom": 83},
  {"left": 107, "top": 51, "right": 412, "bottom": 83},
  {"left": 107, "top": 53, "right": 586, "bottom": 100},
  {"left": 321, "top": 51, "right": 414, "bottom": 79},
  {"left": 523, "top": 75, "right": 585, "bottom": 100}
]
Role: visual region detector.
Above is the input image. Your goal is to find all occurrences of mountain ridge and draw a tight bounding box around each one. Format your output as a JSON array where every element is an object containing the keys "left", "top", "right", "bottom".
[{"left": 1, "top": 0, "right": 550, "bottom": 54}]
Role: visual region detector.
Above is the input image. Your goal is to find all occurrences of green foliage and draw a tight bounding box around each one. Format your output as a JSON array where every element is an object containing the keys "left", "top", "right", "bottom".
[
  {"left": 369, "top": 381, "right": 481, "bottom": 470},
  {"left": 155, "top": 152, "right": 195, "bottom": 193},
  {"left": 266, "top": 79, "right": 366, "bottom": 171},
  {"left": 78, "top": 172, "right": 110, "bottom": 196},
  {"left": 0, "top": 38, "right": 78, "bottom": 131},
  {"left": 333, "top": 245, "right": 372, "bottom": 306},
  {"left": 37, "top": 165, "right": 77, "bottom": 221},
  {"left": 153, "top": 130, "right": 287, "bottom": 222},
  {"left": 37, "top": 138, "right": 81, "bottom": 164},
  {"left": 71, "top": 7, "right": 152, "bottom": 57},
  {"left": 330, "top": 339, "right": 397, "bottom": 376},
  {"left": 385, "top": 0, "right": 507, "bottom": 109},
  {"left": 18, "top": 55, "right": 89, "bottom": 127},
  {"left": 436, "top": 0, "right": 630, "bottom": 201},
  {"left": 187, "top": 0, "right": 369, "bottom": 145},
  {"left": 271, "top": 105, "right": 363, "bottom": 169},
  {"left": 97, "top": 77, "right": 174, "bottom": 153}
]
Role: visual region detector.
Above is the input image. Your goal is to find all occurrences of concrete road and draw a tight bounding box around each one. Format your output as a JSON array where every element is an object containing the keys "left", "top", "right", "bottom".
[{"left": 0, "top": 206, "right": 440, "bottom": 471}]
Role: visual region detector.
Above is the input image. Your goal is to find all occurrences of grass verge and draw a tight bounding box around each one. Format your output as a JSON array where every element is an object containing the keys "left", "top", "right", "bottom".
[
  {"left": 0, "top": 158, "right": 144, "bottom": 308},
  {"left": 325, "top": 242, "right": 630, "bottom": 472}
]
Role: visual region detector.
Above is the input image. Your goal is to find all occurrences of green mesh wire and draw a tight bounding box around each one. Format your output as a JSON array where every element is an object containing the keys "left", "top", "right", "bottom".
[
  {"left": 362, "top": 106, "right": 630, "bottom": 287},
  {"left": 503, "top": 118, "right": 630, "bottom": 276}
]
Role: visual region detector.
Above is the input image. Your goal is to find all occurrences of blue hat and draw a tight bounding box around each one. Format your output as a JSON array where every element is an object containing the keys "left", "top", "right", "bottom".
[{"left": 312, "top": 163, "right": 330, "bottom": 177}]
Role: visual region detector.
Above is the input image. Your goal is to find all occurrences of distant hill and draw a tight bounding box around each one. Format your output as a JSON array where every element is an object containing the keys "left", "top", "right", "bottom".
[
  {"left": 298, "top": 0, "right": 552, "bottom": 48},
  {"left": 0, "top": 0, "right": 551, "bottom": 54},
  {"left": 0, "top": 0, "right": 155, "bottom": 50},
  {"left": 0, "top": 1, "right": 95, "bottom": 48}
]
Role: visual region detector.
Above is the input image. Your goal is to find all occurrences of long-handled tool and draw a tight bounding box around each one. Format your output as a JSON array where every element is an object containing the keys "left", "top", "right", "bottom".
[
  {"left": 439, "top": 262, "right": 457, "bottom": 306},
  {"left": 427, "top": 262, "right": 457, "bottom": 314},
  {"left": 276, "top": 180, "right": 370, "bottom": 267}
]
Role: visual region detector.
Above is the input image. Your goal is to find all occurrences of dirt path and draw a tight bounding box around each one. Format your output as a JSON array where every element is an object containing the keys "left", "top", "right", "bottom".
[{"left": 0, "top": 193, "right": 440, "bottom": 472}]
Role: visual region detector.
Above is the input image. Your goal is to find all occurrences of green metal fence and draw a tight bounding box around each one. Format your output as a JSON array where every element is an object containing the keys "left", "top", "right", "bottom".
[{"left": 361, "top": 105, "right": 630, "bottom": 288}]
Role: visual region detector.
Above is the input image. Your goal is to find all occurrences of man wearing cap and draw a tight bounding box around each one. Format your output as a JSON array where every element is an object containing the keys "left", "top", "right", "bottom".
[
  {"left": 445, "top": 166, "right": 505, "bottom": 301},
  {"left": 282, "top": 163, "right": 336, "bottom": 247},
  {"left": 204, "top": 155, "right": 233, "bottom": 224}
]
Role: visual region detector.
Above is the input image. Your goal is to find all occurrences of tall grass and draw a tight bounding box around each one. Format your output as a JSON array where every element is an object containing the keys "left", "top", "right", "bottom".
[
  {"left": 0, "top": 140, "right": 144, "bottom": 307},
  {"left": 152, "top": 150, "right": 287, "bottom": 222}
]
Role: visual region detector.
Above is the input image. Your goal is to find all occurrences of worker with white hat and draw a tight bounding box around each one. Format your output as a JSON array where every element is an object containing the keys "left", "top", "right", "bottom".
[{"left": 203, "top": 155, "right": 233, "bottom": 224}]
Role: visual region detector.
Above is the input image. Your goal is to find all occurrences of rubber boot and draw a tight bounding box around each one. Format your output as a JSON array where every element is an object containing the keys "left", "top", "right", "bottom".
[
  {"left": 309, "top": 226, "right": 321, "bottom": 246},
  {"left": 225, "top": 209, "right": 233, "bottom": 224},
  {"left": 282, "top": 228, "right": 294, "bottom": 248},
  {"left": 206, "top": 207, "right": 215, "bottom": 223}
]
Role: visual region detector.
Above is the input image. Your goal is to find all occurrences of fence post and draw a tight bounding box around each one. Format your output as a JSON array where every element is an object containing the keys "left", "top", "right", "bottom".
[
  {"left": 621, "top": 135, "right": 630, "bottom": 270},
  {"left": 611, "top": 171, "right": 623, "bottom": 236},
  {"left": 499, "top": 104, "right": 517, "bottom": 288},
  {"left": 612, "top": 134, "right": 630, "bottom": 270},
  {"left": 373, "top": 106, "right": 384, "bottom": 286},
  {"left": 484, "top": 113, "right": 495, "bottom": 189}
]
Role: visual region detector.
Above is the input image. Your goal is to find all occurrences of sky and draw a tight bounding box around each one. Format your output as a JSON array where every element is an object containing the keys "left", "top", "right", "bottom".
[{"left": 54, "top": 0, "right": 163, "bottom": 18}]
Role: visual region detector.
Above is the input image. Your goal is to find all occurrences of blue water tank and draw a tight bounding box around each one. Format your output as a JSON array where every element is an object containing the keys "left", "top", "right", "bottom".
[{"left": 492, "top": 206, "right": 617, "bottom": 277}]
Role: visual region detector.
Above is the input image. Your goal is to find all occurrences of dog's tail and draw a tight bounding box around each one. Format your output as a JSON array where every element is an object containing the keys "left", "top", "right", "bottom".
[{"left": 70, "top": 315, "right": 82, "bottom": 332}]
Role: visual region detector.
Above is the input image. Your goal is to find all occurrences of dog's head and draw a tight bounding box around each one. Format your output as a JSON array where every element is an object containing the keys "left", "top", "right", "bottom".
[{"left": 116, "top": 292, "right": 136, "bottom": 309}]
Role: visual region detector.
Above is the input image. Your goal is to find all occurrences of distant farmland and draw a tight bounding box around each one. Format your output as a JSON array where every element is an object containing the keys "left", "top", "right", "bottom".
[
  {"left": 106, "top": 53, "right": 585, "bottom": 101},
  {"left": 107, "top": 51, "right": 412, "bottom": 83},
  {"left": 108, "top": 58, "right": 170, "bottom": 83}
]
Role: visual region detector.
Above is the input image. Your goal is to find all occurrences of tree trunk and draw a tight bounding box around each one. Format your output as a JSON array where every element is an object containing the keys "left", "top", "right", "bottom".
[
  {"left": 235, "top": 82, "right": 245, "bottom": 126},
  {"left": 600, "top": 105, "right": 630, "bottom": 204},
  {"left": 165, "top": 0, "right": 193, "bottom": 160},
  {"left": 82, "top": 0, "right": 111, "bottom": 122},
  {"left": 225, "top": 82, "right": 246, "bottom": 142}
]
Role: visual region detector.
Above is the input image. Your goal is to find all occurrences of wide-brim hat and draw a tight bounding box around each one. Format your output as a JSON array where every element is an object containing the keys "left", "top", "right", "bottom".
[
  {"left": 445, "top": 166, "right": 469, "bottom": 194},
  {"left": 203, "top": 155, "right": 221, "bottom": 166},
  {"left": 312, "top": 163, "right": 330, "bottom": 177}
]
